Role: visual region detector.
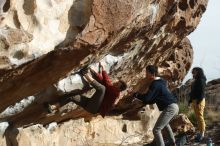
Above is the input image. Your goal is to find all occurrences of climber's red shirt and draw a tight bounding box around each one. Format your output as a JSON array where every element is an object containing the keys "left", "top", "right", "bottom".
[{"left": 92, "top": 69, "right": 120, "bottom": 117}]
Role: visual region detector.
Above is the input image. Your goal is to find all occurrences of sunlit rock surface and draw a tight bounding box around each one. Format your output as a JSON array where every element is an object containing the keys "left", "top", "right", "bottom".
[
  {"left": 0, "top": 0, "right": 208, "bottom": 145},
  {"left": 170, "top": 114, "right": 195, "bottom": 134},
  {"left": 0, "top": 112, "right": 159, "bottom": 146}
]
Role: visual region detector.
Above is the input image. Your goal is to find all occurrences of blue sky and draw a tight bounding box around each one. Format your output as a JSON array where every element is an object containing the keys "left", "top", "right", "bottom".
[{"left": 184, "top": 0, "right": 220, "bottom": 82}]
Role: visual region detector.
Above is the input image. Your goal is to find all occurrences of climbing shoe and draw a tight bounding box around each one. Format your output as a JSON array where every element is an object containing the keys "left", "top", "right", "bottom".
[{"left": 78, "top": 65, "right": 89, "bottom": 75}]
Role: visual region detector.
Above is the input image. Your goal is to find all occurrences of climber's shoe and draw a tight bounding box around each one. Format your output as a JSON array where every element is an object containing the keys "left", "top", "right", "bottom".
[{"left": 78, "top": 65, "right": 89, "bottom": 75}]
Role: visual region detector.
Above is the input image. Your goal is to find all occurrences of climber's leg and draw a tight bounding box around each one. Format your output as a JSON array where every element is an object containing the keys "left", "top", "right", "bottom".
[
  {"left": 47, "top": 69, "right": 105, "bottom": 114},
  {"left": 69, "top": 80, "right": 105, "bottom": 114},
  {"left": 77, "top": 70, "right": 106, "bottom": 114},
  {"left": 84, "top": 80, "right": 106, "bottom": 114}
]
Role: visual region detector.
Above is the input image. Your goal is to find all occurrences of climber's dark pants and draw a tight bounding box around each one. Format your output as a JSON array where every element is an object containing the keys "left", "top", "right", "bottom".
[{"left": 59, "top": 80, "right": 106, "bottom": 114}]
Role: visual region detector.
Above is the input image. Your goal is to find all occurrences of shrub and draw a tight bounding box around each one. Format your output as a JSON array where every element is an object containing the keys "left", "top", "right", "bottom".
[{"left": 178, "top": 102, "right": 197, "bottom": 126}]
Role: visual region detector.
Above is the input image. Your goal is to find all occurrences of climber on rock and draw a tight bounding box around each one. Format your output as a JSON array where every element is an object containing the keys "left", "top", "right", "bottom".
[
  {"left": 46, "top": 62, "right": 127, "bottom": 117},
  {"left": 132, "top": 65, "right": 179, "bottom": 146}
]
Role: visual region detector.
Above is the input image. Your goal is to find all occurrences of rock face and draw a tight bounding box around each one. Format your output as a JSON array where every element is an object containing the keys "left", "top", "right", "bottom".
[
  {"left": 0, "top": 0, "right": 208, "bottom": 145},
  {"left": 205, "top": 78, "right": 220, "bottom": 110},
  {"left": 1, "top": 111, "right": 159, "bottom": 146},
  {"left": 170, "top": 114, "right": 195, "bottom": 134},
  {"left": 2, "top": 116, "right": 156, "bottom": 146}
]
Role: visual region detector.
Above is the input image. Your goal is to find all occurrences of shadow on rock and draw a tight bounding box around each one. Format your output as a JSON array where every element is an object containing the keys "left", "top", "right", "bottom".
[{"left": 4, "top": 123, "right": 19, "bottom": 146}]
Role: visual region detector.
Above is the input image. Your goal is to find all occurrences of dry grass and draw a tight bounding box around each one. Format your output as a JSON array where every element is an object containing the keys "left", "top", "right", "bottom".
[
  {"left": 178, "top": 102, "right": 220, "bottom": 126},
  {"left": 205, "top": 108, "right": 220, "bottom": 125},
  {"left": 178, "top": 102, "right": 197, "bottom": 126}
]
